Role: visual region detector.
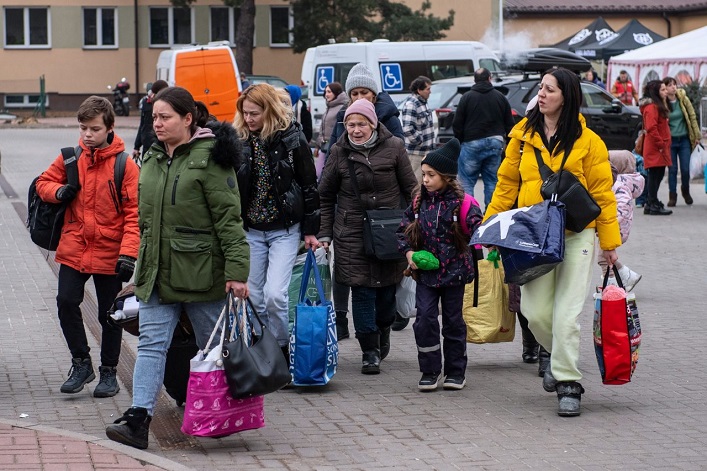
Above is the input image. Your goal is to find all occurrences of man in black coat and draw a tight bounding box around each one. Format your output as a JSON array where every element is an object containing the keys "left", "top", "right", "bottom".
[{"left": 452, "top": 68, "right": 514, "bottom": 209}]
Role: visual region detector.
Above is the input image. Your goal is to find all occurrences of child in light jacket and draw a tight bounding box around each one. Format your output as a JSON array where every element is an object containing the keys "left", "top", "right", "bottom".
[{"left": 599, "top": 150, "right": 645, "bottom": 291}]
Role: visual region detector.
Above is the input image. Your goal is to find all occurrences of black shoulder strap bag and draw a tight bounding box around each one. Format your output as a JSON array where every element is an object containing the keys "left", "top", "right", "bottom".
[
  {"left": 534, "top": 146, "right": 601, "bottom": 233},
  {"left": 347, "top": 158, "right": 406, "bottom": 261}
]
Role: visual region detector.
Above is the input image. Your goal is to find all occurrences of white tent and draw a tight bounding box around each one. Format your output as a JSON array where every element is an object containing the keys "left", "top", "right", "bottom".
[{"left": 607, "top": 26, "right": 707, "bottom": 95}]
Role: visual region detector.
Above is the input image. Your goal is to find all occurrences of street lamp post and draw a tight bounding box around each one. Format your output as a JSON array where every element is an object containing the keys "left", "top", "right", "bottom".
[{"left": 498, "top": 0, "right": 504, "bottom": 52}]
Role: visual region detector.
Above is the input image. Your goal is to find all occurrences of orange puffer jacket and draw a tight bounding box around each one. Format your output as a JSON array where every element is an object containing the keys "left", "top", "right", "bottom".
[{"left": 35, "top": 135, "right": 139, "bottom": 274}]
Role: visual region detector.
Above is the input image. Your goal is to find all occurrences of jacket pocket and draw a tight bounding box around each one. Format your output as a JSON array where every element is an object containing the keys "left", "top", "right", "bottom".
[{"left": 169, "top": 238, "right": 213, "bottom": 291}]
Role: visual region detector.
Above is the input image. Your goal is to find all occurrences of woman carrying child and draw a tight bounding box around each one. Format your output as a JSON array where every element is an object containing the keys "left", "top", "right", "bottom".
[{"left": 397, "top": 138, "right": 483, "bottom": 391}]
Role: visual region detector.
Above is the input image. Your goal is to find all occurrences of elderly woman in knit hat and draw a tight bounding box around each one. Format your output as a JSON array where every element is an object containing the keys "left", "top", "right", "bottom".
[
  {"left": 318, "top": 99, "right": 416, "bottom": 375},
  {"left": 326, "top": 62, "right": 407, "bottom": 341}
]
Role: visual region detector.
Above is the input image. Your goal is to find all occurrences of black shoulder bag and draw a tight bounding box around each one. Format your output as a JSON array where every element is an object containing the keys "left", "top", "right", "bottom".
[
  {"left": 534, "top": 146, "right": 601, "bottom": 233},
  {"left": 347, "top": 159, "right": 406, "bottom": 261}
]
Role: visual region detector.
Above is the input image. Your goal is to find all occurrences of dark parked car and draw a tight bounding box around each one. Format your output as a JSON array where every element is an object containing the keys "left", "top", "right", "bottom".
[{"left": 432, "top": 75, "right": 643, "bottom": 151}]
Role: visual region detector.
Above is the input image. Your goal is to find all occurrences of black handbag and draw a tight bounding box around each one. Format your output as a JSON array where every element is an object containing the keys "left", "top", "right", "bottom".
[
  {"left": 347, "top": 159, "right": 406, "bottom": 261},
  {"left": 221, "top": 296, "right": 292, "bottom": 399},
  {"left": 534, "top": 146, "right": 601, "bottom": 233}
]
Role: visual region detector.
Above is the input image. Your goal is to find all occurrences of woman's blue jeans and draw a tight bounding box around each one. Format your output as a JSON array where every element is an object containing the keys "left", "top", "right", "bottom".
[
  {"left": 350, "top": 285, "right": 396, "bottom": 335},
  {"left": 668, "top": 135, "right": 691, "bottom": 193},
  {"left": 132, "top": 291, "right": 225, "bottom": 416},
  {"left": 245, "top": 224, "right": 301, "bottom": 347}
]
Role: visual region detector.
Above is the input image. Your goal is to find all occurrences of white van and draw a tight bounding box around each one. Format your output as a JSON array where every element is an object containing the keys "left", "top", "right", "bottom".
[
  {"left": 301, "top": 40, "right": 501, "bottom": 136},
  {"left": 156, "top": 42, "right": 241, "bottom": 122}
]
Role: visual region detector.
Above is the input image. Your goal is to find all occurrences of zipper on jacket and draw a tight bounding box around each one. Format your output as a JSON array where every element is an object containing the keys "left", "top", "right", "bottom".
[
  {"left": 171, "top": 174, "right": 180, "bottom": 205},
  {"left": 108, "top": 180, "right": 121, "bottom": 214},
  {"left": 175, "top": 227, "right": 212, "bottom": 235}
]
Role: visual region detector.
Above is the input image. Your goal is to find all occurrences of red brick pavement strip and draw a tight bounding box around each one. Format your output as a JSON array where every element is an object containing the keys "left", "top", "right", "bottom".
[{"left": 0, "top": 419, "right": 194, "bottom": 471}]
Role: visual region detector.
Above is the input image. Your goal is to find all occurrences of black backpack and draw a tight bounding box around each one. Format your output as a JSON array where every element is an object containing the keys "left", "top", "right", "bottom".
[{"left": 27, "top": 147, "right": 129, "bottom": 251}]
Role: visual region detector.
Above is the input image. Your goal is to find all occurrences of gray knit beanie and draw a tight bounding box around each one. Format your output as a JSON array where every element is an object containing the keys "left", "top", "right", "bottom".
[{"left": 345, "top": 63, "right": 379, "bottom": 97}]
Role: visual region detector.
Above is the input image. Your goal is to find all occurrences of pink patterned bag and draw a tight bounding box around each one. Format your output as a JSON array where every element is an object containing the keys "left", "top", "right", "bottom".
[{"left": 181, "top": 303, "right": 265, "bottom": 438}]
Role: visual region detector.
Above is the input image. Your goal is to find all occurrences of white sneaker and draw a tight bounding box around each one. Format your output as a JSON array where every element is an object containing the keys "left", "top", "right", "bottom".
[{"left": 618, "top": 265, "right": 642, "bottom": 292}]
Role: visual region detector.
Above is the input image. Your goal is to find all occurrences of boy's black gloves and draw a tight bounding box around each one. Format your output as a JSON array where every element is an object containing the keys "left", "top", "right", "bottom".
[
  {"left": 56, "top": 184, "right": 78, "bottom": 202},
  {"left": 115, "top": 255, "right": 137, "bottom": 282}
]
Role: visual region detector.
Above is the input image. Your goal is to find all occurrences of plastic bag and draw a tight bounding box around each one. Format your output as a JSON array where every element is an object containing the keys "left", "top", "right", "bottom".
[
  {"left": 689, "top": 144, "right": 706, "bottom": 180},
  {"left": 395, "top": 276, "right": 417, "bottom": 319}
]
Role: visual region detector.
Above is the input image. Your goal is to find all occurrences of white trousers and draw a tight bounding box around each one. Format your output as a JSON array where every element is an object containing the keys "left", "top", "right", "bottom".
[{"left": 520, "top": 229, "right": 596, "bottom": 382}]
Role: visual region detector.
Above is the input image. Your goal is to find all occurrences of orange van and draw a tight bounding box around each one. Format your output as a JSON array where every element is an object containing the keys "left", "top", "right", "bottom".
[{"left": 156, "top": 42, "right": 241, "bottom": 122}]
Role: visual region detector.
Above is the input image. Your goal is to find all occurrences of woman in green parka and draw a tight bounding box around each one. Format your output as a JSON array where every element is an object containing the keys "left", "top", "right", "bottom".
[{"left": 106, "top": 87, "right": 249, "bottom": 450}]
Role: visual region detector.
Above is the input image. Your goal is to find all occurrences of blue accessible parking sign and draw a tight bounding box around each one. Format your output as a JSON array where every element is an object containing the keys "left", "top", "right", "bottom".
[
  {"left": 315, "top": 66, "right": 335, "bottom": 95},
  {"left": 379, "top": 63, "right": 403, "bottom": 92}
]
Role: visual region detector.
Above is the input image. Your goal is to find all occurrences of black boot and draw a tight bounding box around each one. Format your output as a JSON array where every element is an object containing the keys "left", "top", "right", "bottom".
[
  {"left": 645, "top": 201, "right": 672, "bottom": 215},
  {"left": 682, "top": 185, "right": 693, "bottom": 205},
  {"left": 105, "top": 407, "right": 152, "bottom": 449},
  {"left": 335, "top": 311, "right": 350, "bottom": 340},
  {"left": 60, "top": 357, "right": 95, "bottom": 394},
  {"left": 391, "top": 312, "right": 410, "bottom": 331},
  {"left": 93, "top": 366, "right": 120, "bottom": 398},
  {"left": 379, "top": 326, "right": 391, "bottom": 361},
  {"left": 520, "top": 323, "right": 539, "bottom": 364},
  {"left": 537, "top": 347, "right": 550, "bottom": 377},
  {"left": 556, "top": 382, "right": 585, "bottom": 417},
  {"left": 357, "top": 332, "right": 381, "bottom": 375}
]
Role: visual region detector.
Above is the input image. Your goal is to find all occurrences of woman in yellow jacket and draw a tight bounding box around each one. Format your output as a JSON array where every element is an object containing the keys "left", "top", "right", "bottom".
[{"left": 485, "top": 68, "right": 621, "bottom": 417}]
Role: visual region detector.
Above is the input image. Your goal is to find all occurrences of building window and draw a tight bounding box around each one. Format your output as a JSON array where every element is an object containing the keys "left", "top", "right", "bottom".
[
  {"left": 4, "top": 7, "right": 50, "bottom": 48},
  {"left": 210, "top": 6, "right": 241, "bottom": 45},
  {"left": 149, "top": 7, "right": 194, "bottom": 47},
  {"left": 270, "top": 6, "right": 292, "bottom": 47},
  {"left": 83, "top": 7, "right": 117, "bottom": 48},
  {"left": 4, "top": 94, "right": 49, "bottom": 109}
]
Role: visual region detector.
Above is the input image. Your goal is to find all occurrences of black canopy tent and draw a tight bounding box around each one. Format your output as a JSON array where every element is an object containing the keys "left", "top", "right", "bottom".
[
  {"left": 574, "top": 19, "right": 665, "bottom": 61},
  {"left": 552, "top": 17, "right": 616, "bottom": 51}
]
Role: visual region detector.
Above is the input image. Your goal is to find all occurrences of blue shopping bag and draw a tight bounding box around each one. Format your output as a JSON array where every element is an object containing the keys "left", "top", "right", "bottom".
[
  {"left": 289, "top": 249, "right": 338, "bottom": 386},
  {"left": 471, "top": 199, "right": 566, "bottom": 285}
]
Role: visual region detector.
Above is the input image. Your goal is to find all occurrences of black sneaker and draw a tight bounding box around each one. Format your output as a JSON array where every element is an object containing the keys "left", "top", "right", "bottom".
[
  {"left": 442, "top": 376, "right": 466, "bottom": 390},
  {"left": 94, "top": 366, "right": 120, "bottom": 398},
  {"left": 106, "top": 407, "right": 151, "bottom": 450},
  {"left": 418, "top": 372, "right": 441, "bottom": 391},
  {"left": 60, "top": 358, "right": 95, "bottom": 394}
]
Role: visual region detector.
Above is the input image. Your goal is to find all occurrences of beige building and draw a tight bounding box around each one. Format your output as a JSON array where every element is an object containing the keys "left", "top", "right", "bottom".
[{"left": 1, "top": 0, "right": 705, "bottom": 113}]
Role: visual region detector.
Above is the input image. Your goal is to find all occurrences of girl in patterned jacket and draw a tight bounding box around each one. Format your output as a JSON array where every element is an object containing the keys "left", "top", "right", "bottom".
[{"left": 397, "top": 138, "right": 482, "bottom": 392}]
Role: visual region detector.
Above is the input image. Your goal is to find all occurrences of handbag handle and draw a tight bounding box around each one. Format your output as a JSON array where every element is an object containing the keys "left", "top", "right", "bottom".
[
  {"left": 601, "top": 264, "right": 625, "bottom": 290},
  {"left": 227, "top": 295, "right": 273, "bottom": 343},
  {"left": 299, "top": 248, "right": 328, "bottom": 305},
  {"left": 533, "top": 145, "right": 573, "bottom": 197},
  {"left": 203, "top": 299, "right": 229, "bottom": 354}
]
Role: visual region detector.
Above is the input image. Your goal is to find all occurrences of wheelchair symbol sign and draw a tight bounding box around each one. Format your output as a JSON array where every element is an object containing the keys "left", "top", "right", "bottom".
[
  {"left": 316, "top": 66, "right": 334, "bottom": 94},
  {"left": 379, "top": 63, "right": 403, "bottom": 92}
]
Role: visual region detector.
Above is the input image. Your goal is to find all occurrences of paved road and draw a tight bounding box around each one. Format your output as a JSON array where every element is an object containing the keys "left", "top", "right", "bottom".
[{"left": 1, "top": 119, "right": 706, "bottom": 470}]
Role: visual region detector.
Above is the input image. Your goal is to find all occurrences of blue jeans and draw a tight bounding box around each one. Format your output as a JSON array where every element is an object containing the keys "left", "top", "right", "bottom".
[
  {"left": 246, "top": 224, "right": 301, "bottom": 347},
  {"left": 350, "top": 285, "right": 397, "bottom": 335},
  {"left": 457, "top": 137, "right": 505, "bottom": 208},
  {"left": 133, "top": 291, "right": 225, "bottom": 415},
  {"left": 668, "top": 135, "right": 691, "bottom": 193}
]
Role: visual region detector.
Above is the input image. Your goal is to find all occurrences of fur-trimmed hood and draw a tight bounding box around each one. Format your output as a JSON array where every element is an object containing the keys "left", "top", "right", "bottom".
[{"left": 205, "top": 120, "right": 242, "bottom": 170}]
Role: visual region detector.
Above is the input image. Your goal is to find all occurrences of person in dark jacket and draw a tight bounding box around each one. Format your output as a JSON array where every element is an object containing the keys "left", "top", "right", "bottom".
[
  {"left": 105, "top": 87, "right": 250, "bottom": 450},
  {"left": 234, "top": 83, "right": 320, "bottom": 357},
  {"left": 318, "top": 99, "right": 417, "bottom": 375},
  {"left": 285, "top": 84, "right": 313, "bottom": 143},
  {"left": 327, "top": 62, "right": 406, "bottom": 339},
  {"left": 131, "top": 80, "right": 168, "bottom": 164},
  {"left": 397, "top": 138, "right": 483, "bottom": 391},
  {"left": 452, "top": 68, "right": 514, "bottom": 209}
]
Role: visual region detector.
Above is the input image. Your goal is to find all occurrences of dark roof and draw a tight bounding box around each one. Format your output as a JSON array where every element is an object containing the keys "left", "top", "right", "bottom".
[{"left": 505, "top": 0, "right": 707, "bottom": 14}]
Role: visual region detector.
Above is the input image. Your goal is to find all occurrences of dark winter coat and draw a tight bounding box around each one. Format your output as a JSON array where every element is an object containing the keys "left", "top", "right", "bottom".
[
  {"left": 397, "top": 188, "right": 483, "bottom": 287},
  {"left": 134, "top": 121, "right": 249, "bottom": 304},
  {"left": 329, "top": 92, "right": 405, "bottom": 147},
  {"left": 318, "top": 124, "right": 417, "bottom": 288},
  {"left": 134, "top": 97, "right": 157, "bottom": 152},
  {"left": 452, "top": 81, "right": 514, "bottom": 143},
  {"left": 236, "top": 122, "right": 320, "bottom": 236}
]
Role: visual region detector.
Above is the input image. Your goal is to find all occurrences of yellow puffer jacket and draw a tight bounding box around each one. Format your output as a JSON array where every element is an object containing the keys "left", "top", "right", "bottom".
[{"left": 484, "top": 116, "right": 621, "bottom": 251}]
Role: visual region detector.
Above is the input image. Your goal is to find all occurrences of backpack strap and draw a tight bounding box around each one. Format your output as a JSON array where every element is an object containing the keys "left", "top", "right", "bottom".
[
  {"left": 60, "top": 146, "right": 82, "bottom": 188},
  {"left": 114, "top": 151, "right": 129, "bottom": 206},
  {"left": 460, "top": 193, "right": 473, "bottom": 235}
]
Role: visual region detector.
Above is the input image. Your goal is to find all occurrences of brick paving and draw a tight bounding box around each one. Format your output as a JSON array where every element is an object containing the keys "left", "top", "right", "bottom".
[{"left": 1, "top": 120, "right": 707, "bottom": 469}]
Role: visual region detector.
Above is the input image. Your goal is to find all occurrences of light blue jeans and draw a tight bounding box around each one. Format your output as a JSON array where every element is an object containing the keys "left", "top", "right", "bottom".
[
  {"left": 133, "top": 290, "right": 225, "bottom": 416},
  {"left": 457, "top": 137, "right": 505, "bottom": 209},
  {"left": 246, "top": 224, "right": 301, "bottom": 347}
]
